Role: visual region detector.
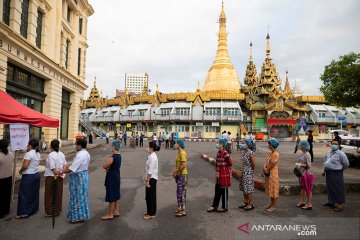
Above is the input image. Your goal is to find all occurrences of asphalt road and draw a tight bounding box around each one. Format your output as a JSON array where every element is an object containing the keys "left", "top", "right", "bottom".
[{"left": 1, "top": 141, "right": 359, "bottom": 240}]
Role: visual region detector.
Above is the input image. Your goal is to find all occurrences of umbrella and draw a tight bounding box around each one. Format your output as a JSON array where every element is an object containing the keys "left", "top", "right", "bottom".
[
  {"left": 52, "top": 175, "right": 58, "bottom": 228},
  {"left": 300, "top": 172, "right": 316, "bottom": 197}
]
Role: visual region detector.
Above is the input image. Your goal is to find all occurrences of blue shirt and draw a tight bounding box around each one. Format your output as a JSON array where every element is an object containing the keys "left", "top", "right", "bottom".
[{"left": 323, "top": 150, "right": 349, "bottom": 171}]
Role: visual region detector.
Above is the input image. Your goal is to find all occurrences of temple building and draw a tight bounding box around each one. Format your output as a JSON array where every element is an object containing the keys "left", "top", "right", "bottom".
[{"left": 80, "top": 3, "right": 360, "bottom": 140}]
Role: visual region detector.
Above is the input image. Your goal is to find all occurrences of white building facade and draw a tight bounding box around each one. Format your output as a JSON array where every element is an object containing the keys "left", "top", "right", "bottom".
[{"left": 125, "top": 72, "right": 148, "bottom": 94}]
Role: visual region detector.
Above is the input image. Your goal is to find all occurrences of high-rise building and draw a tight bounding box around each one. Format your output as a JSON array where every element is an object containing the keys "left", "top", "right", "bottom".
[
  {"left": 125, "top": 72, "right": 148, "bottom": 94},
  {"left": 0, "top": 0, "right": 94, "bottom": 141}
]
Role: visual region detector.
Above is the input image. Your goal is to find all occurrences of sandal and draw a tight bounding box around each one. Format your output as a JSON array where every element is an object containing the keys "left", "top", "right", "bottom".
[
  {"left": 207, "top": 207, "right": 217, "bottom": 212},
  {"left": 15, "top": 215, "right": 29, "bottom": 219},
  {"left": 244, "top": 204, "right": 254, "bottom": 211},
  {"left": 266, "top": 207, "right": 276, "bottom": 212},
  {"left": 296, "top": 203, "right": 305, "bottom": 208},
  {"left": 175, "top": 211, "right": 186, "bottom": 217},
  {"left": 238, "top": 202, "right": 248, "bottom": 209},
  {"left": 143, "top": 215, "right": 155, "bottom": 220},
  {"left": 334, "top": 206, "right": 344, "bottom": 212},
  {"left": 101, "top": 215, "right": 114, "bottom": 220},
  {"left": 217, "top": 208, "right": 228, "bottom": 213},
  {"left": 301, "top": 206, "right": 312, "bottom": 210}
]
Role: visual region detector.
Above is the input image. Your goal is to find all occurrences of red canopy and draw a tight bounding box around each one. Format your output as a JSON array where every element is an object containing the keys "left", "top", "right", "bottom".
[{"left": 0, "top": 89, "right": 59, "bottom": 128}]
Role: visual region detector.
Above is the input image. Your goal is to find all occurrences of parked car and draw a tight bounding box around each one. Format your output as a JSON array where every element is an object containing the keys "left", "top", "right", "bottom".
[
  {"left": 330, "top": 129, "right": 353, "bottom": 138},
  {"left": 340, "top": 136, "right": 360, "bottom": 167}
]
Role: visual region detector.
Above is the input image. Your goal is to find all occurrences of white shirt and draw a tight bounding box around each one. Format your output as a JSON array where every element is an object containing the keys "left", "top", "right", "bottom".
[
  {"left": 227, "top": 134, "right": 232, "bottom": 141},
  {"left": 69, "top": 149, "right": 90, "bottom": 173},
  {"left": 144, "top": 152, "right": 158, "bottom": 180},
  {"left": 222, "top": 133, "right": 228, "bottom": 139},
  {"left": 22, "top": 149, "right": 41, "bottom": 174},
  {"left": 44, "top": 151, "right": 67, "bottom": 177},
  {"left": 153, "top": 135, "right": 158, "bottom": 141}
]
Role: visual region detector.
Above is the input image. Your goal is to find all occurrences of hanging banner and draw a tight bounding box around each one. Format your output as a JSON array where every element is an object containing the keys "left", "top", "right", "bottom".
[
  {"left": 297, "top": 118, "right": 307, "bottom": 132},
  {"left": 10, "top": 124, "right": 29, "bottom": 150}
]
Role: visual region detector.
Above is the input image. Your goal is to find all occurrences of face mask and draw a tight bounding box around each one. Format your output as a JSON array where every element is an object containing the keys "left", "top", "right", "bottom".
[
  {"left": 215, "top": 144, "right": 220, "bottom": 149},
  {"left": 240, "top": 144, "right": 246, "bottom": 150},
  {"left": 331, "top": 145, "right": 339, "bottom": 151}
]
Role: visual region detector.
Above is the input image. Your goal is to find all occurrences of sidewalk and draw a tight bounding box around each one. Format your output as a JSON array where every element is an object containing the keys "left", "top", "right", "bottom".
[
  {"left": 13, "top": 142, "right": 102, "bottom": 182},
  {"left": 201, "top": 147, "right": 360, "bottom": 195}
]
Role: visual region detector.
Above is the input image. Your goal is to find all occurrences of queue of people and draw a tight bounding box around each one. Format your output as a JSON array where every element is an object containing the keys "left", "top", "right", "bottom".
[{"left": 0, "top": 130, "right": 351, "bottom": 223}]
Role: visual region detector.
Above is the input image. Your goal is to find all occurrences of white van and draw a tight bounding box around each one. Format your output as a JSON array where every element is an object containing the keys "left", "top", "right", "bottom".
[{"left": 340, "top": 136, "right": 360, "bottom": 167}]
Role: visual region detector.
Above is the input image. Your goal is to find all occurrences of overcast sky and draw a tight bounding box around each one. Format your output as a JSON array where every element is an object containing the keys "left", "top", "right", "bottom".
[{"left": 85, "top": 0, "right": 360, "bottom": 98}]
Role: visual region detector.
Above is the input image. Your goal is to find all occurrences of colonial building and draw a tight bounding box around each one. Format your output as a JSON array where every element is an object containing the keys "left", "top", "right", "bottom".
[
  {"left": 80, "top": 3, "right": 360, "bottom": 140},
  {"left": 0, "top": 0, "right": 94, "bottom": 141}
]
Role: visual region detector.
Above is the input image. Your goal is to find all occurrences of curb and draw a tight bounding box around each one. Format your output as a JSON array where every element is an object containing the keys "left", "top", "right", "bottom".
[{"left": 200, "top": 154, "right": 360, "bottom": 195}]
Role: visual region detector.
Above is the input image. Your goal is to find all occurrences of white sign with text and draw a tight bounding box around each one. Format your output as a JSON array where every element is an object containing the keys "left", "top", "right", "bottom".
[{"left": 10, "top": 124, "right": 29, "bottom": 150}]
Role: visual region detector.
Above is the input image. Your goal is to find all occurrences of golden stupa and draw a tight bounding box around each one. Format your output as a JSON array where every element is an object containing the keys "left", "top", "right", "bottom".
[{"left": 202, "top": 2, "right": 241, "bottom": 92}]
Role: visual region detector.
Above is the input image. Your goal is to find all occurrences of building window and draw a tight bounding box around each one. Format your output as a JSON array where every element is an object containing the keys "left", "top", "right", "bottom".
[
  {"left": 77, "top": 48, "right": 81, "bottom": 75},
  {"left": 175, "top": 108, "right": 190, "bottom": 116},
  {"left": 2, "top": 0, "right": 11, "bottom": 25},
  {"left": 205, "top": 108, "right": 221, "bottom": 116},
  {"left": 224, "top": 108, "right": 238, "bottom": 116},
  {"left": 79, "top": 17, "right": 83, "bottom": 34},
  {"left": 61, "top": 89, "right": 71, "bottom": 140},
  {"left": 67, "top": 6, "right": 72, "bottom": 22},
  {"left": 160, "top": 108, "right": 171, "bottom": 116},
  {"left": 7, "top": 63, "right": 45, "bottom": 92},
  {"left": 65, "top": 39, "right": 70, "bottom": 68},
  {"left": 20, "top": 0, "right": 30, "bottom": 38},
  {"left": 36, "top": 10, "right": 43, "bottom": 48}
]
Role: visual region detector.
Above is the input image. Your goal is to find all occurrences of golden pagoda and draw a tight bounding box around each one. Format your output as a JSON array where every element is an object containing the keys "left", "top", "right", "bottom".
[{"left": 202, "top": 2, "right": 241, "bottom": 92}]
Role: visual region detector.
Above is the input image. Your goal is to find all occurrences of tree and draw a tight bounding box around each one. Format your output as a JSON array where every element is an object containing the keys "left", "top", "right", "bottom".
[{"left": 320, "top": 52, "right": 360, "bottom": 107}]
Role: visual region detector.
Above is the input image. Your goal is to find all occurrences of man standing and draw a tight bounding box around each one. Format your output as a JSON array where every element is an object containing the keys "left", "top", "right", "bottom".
[
  {"left": 294, "top": 131, "right": 300, "bottom": 153},
  {"left": 307, "top": 130, "right": 314, "bottom": 162},
  {"left": 123, "top": 131, "right": 127, "bottom": 146},
  {"left": 106, "top": 131, "right": 110, "bottom": 144},
  {"left": 114, "top": 131, "right": 118, "bottom": 140},
  {"left": 333, "top": 131, "right": 342, "bottom": 150},
  {"left": 140, "top": 133, "right": 144, "bottom": 147}
]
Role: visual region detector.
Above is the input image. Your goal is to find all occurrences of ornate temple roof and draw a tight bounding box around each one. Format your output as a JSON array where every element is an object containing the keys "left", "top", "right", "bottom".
[{"left": 202, "top": 2, "right": 241, "bottom": 92}]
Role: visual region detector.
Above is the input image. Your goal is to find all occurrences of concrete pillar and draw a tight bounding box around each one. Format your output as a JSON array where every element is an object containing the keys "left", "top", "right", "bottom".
[
  {"left": 9, "top": 0, "right": 22, "bottom": 35},
  {"left": 42, "top": 78, "right": 62, "bottom": 140},
  {"left": 68, "top": 90, "right": 83, "bottom": 140},
  {"left": 27, "top": 0, "right": 38, "bottom": 45}
]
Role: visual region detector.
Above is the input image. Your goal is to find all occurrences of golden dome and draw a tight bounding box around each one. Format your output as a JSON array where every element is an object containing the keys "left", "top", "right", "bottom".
[{"left": 203, "top": 3, "right": 241, "bottom": 92}]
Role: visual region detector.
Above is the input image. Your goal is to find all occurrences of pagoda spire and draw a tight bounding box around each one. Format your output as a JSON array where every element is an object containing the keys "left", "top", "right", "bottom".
[
  {"left": 94, "top": 75, "right": 97, "bottom": 88},
  {"left": 202, "top": 1, "right": 241, "bottom": 92},
  {"left": 249, "top": 41, "right": 253, "bottom": 62},
  {"left": 266, "top": 31, "right": 271, "bottom": 59},
  {"left": 283, "top": 69, "right": 293, "bottom": 98}
]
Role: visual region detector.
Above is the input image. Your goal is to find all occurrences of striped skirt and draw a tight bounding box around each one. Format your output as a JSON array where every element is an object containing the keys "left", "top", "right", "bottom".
[
  {"left": 44, "top": 176, "right": 64, "bottom": 216},
  {"left": 67, "top": 171, "right": 90, "bottom": 222},
  {"left": 17, "top": 172, "right": 41, "bottom": 216}
]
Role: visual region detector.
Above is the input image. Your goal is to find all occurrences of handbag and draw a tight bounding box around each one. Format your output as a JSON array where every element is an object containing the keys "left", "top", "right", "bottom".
[
  {"left": 235, "top": 169, "right": 243, "bottom": 178},
  {"left": 293, "top": 167, "right": 302, "bottom": 177}
]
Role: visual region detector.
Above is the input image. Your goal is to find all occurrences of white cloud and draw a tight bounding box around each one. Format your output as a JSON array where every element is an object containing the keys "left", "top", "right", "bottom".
[{"left": 85, "top": 0, "right": 360, "bottom": 98}]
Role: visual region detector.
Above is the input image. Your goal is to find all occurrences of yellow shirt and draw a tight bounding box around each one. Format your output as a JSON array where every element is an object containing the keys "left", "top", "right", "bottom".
[{"left": 176, "top": 150, "right": 188, "bottom": 175}]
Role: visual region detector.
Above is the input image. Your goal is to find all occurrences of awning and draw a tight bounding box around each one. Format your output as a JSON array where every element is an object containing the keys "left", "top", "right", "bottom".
[
  {"left": 0, "top": 89, "right": 59, "bottom": 127},
  {"left": 267, "top": 119, "right": 296, "bottom": 125}
]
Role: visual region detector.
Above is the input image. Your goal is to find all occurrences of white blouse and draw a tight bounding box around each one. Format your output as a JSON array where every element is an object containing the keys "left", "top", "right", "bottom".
[
  {"left": 69, "top": 149, "right": 90, "bottom": 173},
  {"left": 44, "top": 151, "right": 67, "bottom": 177},
  {"left": 144, "top": 152, "right": 158, "bottom": 181},
  {"left": 22, "top": 149, "right": 41, "bottom": 175}
]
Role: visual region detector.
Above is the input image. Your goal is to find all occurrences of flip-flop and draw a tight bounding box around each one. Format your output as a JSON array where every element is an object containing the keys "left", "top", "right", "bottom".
[
  {"left": 143, "top": 215, "right": 155, "bottom": 220},
  {"left": 101, "top": 215, "right": 114, "bottom": 220},
  {"left": 266, "top": 208, "right": 276, "bottom": 212},
  {"left": 113, "top": 214, "right": 120, "bottom": 217},
  {"left": 15, "top": 215, "right": 29, "bottom": 219},
  {"left": 175, "top": 212, "right": 186, "bottom": 217}
]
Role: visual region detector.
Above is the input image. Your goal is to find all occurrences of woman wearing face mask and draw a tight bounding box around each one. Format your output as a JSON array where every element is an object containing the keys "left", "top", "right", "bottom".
[
  {"left": 322, "top": 140, "right": 349, "bottom": 211},
  {"left": 295, "top": 140, "right": 314, "bottom": 210},
  {"left": 263, "top": 138, "right": 280, "bottom": 212},
  {"left": 144, "top": 141, "right": 159, "bottom": 220},
  {"left": 207, "top": 138, "right": 233, "bottom": 213},
  {"left": 238, "top": 139, "right": 255, "bottom": 210}
]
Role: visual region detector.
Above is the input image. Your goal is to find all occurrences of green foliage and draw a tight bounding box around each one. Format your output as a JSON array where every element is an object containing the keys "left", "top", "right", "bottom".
[{"left": 320, "top": 52, "right": 360, "bottom": 107}]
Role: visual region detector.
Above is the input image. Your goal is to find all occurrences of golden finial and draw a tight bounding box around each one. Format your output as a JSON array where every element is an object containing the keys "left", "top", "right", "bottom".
[
  {"left": 249, "top": 41, "right": 253, "bottom": 62},
  {"left": 266, "top": 28, "right": 271, "bottom": 58},
  {"left": 197, "top": 80, "right": 201, "bottom": 91},
  {"left": 94, "top": 75, "right": 97, "bottom": 88},
  {"left": 156, "top": 83, "right": 159, "bottom": 92}
]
